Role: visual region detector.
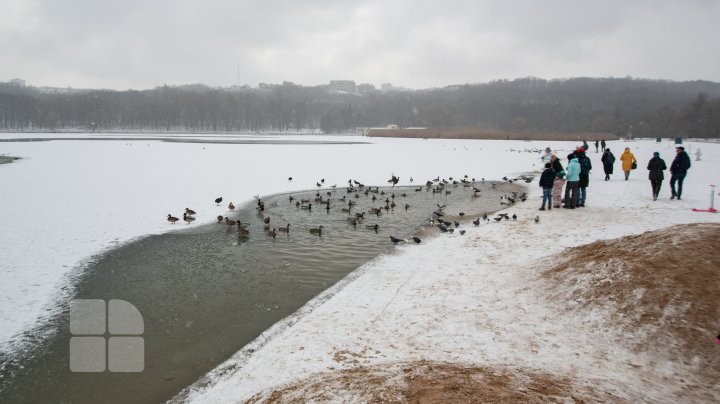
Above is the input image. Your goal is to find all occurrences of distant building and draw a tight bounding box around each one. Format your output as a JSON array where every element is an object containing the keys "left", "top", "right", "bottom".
[
  {"left": 357, "top": 83, "right": 376, "bottom": 93},
  {"left": 329, "top": 80, "right": 356, "bottom": 92},
  {"left": 9, "top": 78, "right": 26, "bottom": 87}
]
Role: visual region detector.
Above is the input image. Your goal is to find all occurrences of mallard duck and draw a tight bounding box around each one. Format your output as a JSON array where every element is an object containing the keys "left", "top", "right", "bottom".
[
  {"left": 183, "top": 213, "right": 196, "bottom": 224},
  {"left": 267, "top": 228, "right": 277, "bottom": 239},
  {"left": 185, "top": 208, "right": 197, "bottom": 215},
  {"left": 167, "top": 214, "right": 179, "bottom": 224},
  {"left": 309, "top": 225, "right": 324, "bottom": 236}
]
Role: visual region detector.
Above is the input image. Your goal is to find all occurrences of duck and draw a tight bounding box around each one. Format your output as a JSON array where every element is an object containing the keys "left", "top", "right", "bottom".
[
  {"left": 278, "top": 223, "right": 291, "bottom": 233},
  {"left": 167, "top": 214, "right": 180, "bottom": 224},
  {"left": 267, "top": 228, "right": 277, "bottom": 239},
  {"left": 309, "top": 225, "right": 324, "bottom": 236},
  {"left": 472, "top": 218, "right": 481, "bottom": 226},
  {"left": 411, "top": 235, "right": 421, "bottom": 243},
  {"left": 183, "top": 213, "right": 196, "bottom": 224},
  {"left": 389, "top": 235, "right": 404, "bottom": 244},
  {"left": 215, "top": 197, "right": 223, "bottom": 206},
  {"left": 263, "top": 216, "right": 271, "bottom": 225},
  {"left": 217, "top": 215, "right": 224, "bottom": 223},
  {"left": 534, "top": 215, "right": 540, "bottom": 224},
  {"left": 366, "top": 224, "right": 379, "bottom": 232},
  {"left": 228, "top": 202, "right": 235, "bottom": 210},
  {"left": 237, "top": 226, "right": 250, "bottom": 236},
  {"left": 224, "top": 217, "right": 237, "bottom": 226},
  {"left": 185, "top": 208, "right": 197, "bottom": 216}
]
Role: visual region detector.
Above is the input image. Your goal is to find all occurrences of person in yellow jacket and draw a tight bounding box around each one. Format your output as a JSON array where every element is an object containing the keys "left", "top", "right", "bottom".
[{"left": 619, "top": 147, "right": 637, "bottom": 180}]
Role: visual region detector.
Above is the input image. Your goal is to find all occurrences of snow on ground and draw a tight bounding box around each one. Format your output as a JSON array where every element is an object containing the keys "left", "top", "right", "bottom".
[
  {"left": 0, "top": 134, "right": 546, "bottom": 352},
  {"left": 175, "top": 139, "right": 720, "bottom": 402}
]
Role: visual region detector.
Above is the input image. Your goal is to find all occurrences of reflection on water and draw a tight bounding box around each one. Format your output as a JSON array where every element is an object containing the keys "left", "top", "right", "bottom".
[{"left": 0, "top": 182, "right": 520, "bottom": 404}]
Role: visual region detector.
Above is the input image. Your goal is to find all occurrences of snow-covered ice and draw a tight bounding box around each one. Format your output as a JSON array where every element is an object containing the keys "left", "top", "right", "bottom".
[{"left": 0, "top": 134, "right": 539, "bottom": 351}]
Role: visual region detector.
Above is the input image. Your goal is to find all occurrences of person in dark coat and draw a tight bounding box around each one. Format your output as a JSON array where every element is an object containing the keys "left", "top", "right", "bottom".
[
  {"left": 600, "top": 148, "right": 615, "bottom": 181},
  {"left": 669, "top": 146, "right": 691, "bottom": 200},
  {"left": 600, "top": 139, "right": 606, "bottom": 152},
  {"left": 594, "top": 140, "right": 599, "bottom": 153},
  {"left": 647, "top": 152, "right": 667, "bottom": 201},
  {"left": 539, "top": 162, "right": 555, "bottom": 210},
  {"left": 575, "top": 147, "right": 592, "bottom": 207}
]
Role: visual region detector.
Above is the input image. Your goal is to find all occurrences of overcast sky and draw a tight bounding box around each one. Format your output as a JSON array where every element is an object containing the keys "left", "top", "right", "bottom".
[{"left": 1, "top": 0, "right": 719, "bottom": 90}]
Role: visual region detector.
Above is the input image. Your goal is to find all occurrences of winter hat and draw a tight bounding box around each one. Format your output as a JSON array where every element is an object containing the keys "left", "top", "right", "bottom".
[
  {"left": 545, "top": 162, "right": 551, "bottom": 168},
  {"left": 575, "top": 147, "right": 585, "bottom": 154},
  {"left": 653, "top": 152, "right": 660, "bottom": 157},
  {"left": 676, "top": 146, "right": 685, "bottom": 151}
]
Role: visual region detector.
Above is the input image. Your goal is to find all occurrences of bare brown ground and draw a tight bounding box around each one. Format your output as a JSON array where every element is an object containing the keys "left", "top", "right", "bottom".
[
  {"left": 541, "top": 223, "right": 720, "bottom": 398},
  {"left": 243, "top": 224, "right": 719, "bottom": 403},
  {"left": 367, "top": 128, "right": 618, "bottom": 141},
  {"left": 247, "top": 360, "right": 613, "bottom": 403}
]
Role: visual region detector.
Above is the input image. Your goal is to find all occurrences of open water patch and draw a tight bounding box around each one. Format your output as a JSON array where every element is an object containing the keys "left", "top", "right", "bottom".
[{"left": 0, "top": 181, "right": 522, "bottom": 404}]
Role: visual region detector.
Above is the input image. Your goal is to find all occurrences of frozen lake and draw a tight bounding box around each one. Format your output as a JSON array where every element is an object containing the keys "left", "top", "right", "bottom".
[{"left": 0, "top": 132, "right": 548, "bottom": 401}]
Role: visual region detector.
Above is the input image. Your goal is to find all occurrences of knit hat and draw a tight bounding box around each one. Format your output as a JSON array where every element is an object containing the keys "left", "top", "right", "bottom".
[{"left": 653, "top": 152, "right": 660, "bottom": 157}]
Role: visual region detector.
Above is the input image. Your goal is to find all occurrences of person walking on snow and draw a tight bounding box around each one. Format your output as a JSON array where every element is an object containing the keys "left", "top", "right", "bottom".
[
  {"left": 695, "top": 148, "right": 702, "bottom": 161},
  {"left": 601, "top": 148, "right": 615, "bottom": 181},
  {"left": 620, "top": 147, "right": 637, "bottom": 180},
  {"left": 670, "top": 146, "right": 691, "bottom": 200},
  {"left": 550, "top": 154, "right": 566, "bottom": 209},
  {"left": 539, "top": 162, "right": 555, "bottom": 210},
  {"left": 600, "top": 139, "right": 606, "bottom": 152},
  {"left": 563, "top": 153, "right": 580, "bottom": 209},
  {"left": 646, "top": 152, "right": 667, "bottom": 201},
  {"left": 594, "top": 140, "right": 599, "bottom": 153}
]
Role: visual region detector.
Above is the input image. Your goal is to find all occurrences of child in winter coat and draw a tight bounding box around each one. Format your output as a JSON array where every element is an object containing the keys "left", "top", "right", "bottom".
[
  {"left": 539, "top": 162, "right": 555, "bottom": 210},
  {"left": 550, "top": 154, "right": 566, "bottom": 208}
]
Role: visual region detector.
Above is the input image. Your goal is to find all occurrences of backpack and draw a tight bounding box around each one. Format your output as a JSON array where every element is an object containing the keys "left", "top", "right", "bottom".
[{"left": 579, "top": 156, "right": 591, "bottom": 175}]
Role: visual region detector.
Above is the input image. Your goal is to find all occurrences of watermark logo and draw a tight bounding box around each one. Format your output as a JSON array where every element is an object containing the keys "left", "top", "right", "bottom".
[{"left": 69, "top": 299, "right": 144, "bottom": 372}]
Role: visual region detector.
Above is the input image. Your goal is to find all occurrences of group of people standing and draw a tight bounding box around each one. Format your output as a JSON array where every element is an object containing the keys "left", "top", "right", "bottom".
[
  {"left": 539, "top": 146, "right": 592, "bottom": 210},
  {"left": 538, "top": 143, "right": 692, "bottom": 210}
]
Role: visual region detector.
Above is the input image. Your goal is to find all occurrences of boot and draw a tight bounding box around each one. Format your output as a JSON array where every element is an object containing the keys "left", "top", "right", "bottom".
[{"left": 653, "top": 194, "right": 657, "bottom": 201}]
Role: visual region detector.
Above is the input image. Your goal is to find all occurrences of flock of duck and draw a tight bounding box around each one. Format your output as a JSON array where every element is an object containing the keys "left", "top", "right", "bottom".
[{"left": 166, "top": 173, "right": 536, "bottom": 244}]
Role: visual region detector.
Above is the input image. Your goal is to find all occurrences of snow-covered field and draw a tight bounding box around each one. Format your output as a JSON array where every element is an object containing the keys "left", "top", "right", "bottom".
[
  {"left": 171, "top": 139, "right": 720, "bottom": 402},
  {"left": 0, "top": 134, "right": 542, "bottom": 352}
]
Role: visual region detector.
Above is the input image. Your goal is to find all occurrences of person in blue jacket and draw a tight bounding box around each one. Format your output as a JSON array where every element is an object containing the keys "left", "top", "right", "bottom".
[
  {"left": 563, "top": 153, "right": 581, "bottom": 209},
  {"left": 669, "top": 146, "right": 691, "bottom": 200}
]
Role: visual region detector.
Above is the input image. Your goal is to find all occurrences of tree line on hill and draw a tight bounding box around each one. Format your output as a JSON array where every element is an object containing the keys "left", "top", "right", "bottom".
[{"left": 1, "top": 77, "right": 719, "bottom": 138}]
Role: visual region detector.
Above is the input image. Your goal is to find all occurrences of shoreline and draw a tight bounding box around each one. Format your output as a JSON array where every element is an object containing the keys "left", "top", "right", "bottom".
[{"left": 176, "top": 139, "right": 720, "bottom": 402}]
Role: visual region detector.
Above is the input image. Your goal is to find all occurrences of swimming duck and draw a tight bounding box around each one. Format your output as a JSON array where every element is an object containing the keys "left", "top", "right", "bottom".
[
  {"left": 278, "top": 223, "right": 291, "bottom": 233},
  {"left": 224, "top": 217, "right": 237, "bottom": 226},
  {"left": 309, "top": 225, "right": 324, "bottom": 236}
]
